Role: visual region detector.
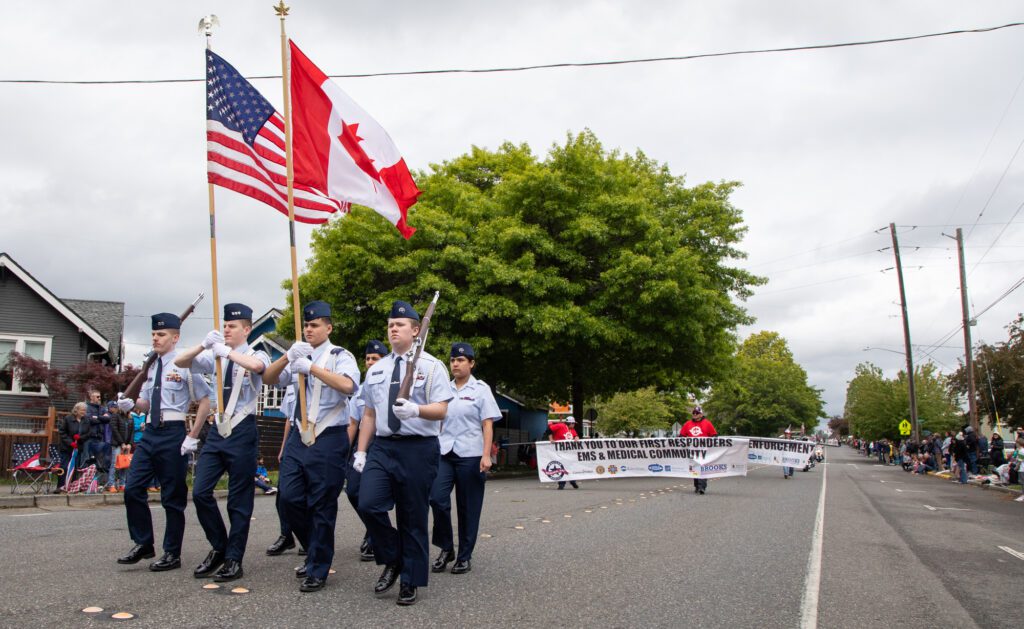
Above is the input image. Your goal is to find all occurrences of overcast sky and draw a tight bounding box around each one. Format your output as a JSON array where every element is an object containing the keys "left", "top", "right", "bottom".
[{"left": 3, "top": 1, "right": 1024, "bottom": 421}]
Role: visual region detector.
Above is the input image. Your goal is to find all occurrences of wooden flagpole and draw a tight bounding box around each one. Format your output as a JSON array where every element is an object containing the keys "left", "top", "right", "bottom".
[
  {"left": 274, "top": 1, "right": 311, "bottom": 442},
  {"left": 200, "top": 15, "right": 226, "bottom": 421}
]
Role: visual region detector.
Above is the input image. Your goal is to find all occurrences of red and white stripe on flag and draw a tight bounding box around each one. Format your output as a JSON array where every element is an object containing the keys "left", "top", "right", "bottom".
[
  {"left": 289, "top": 41, "right": 420, "bottom": 239},
  {"left": 205, "top": 50, "right": 347, "bottom": 224}
]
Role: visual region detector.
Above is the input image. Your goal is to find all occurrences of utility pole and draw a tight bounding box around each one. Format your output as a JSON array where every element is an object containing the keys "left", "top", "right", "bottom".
[
  {"left": 890, "top": 223, "right": 920, "bottom": 442},
  {"left": 954, "top": 228, "right": 979, "bottom": 431}
]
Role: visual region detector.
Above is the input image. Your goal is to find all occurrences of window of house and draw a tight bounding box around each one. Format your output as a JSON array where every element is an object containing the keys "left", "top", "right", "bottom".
[
  {"left": 0, "top": 335, "right": 52, "bottom": 395},
  {"left": 258, "top": 384, "right": 284, "bottom": 414}
]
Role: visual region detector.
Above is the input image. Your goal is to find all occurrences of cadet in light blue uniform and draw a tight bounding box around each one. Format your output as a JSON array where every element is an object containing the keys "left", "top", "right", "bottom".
[
  {"left": 117, "top": 313, "right": 212, "bottom": 572},
  {"left": 345, "top": 339, "right": 388, "bottom": 563},
  {"left": 429, "top": 342, "right": 502, "bottom": 575},
  {"left": 263, "top": 300, "right": 359, "bottom": 593},
  {"left": 174, "top": 303, "right": 271, "bottom": 582},
  {"left": 355, "top": 300, "right": 454, "bottom": 606}
]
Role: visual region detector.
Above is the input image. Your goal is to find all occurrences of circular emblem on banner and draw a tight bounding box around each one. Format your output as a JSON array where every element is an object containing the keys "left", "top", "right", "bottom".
[
  {"left": 608, "top": 465, "right": 618, "bottom": 475},
  {"left": 595, "top": 465, "right": 605, "bottom": 475},
  {"left": 542, "top": 460, "right": 568, "bottom": 481}
]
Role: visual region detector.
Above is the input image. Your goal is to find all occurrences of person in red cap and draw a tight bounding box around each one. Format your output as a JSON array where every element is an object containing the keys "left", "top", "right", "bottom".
[
  {"left": 680, "top": 407, "right": 717, "bottom": 495},
  {"left": 548, "top": 416, "right": 580, "bottom": 489}
]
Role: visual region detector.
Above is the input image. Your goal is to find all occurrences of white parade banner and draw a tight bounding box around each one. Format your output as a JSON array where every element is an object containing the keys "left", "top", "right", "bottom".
[
  {"left": 744, "top": 437, "right": 816, "bottom": 468},
  {"left": 536, "top": 437, "right": 749, "bottom": 483}
]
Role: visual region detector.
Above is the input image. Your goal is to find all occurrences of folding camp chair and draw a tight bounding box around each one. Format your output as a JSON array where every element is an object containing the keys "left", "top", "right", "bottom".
[{"left": 8, "top": 443, "right": 63, "bottom": 494}]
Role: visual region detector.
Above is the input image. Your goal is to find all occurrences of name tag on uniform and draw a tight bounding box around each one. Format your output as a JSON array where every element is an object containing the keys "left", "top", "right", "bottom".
[
  {"left": 365, "top": 370, "right": 386, "bottom": 385},
  {"left": 460, "top": 396, "right": 475, "bottom": 402}
]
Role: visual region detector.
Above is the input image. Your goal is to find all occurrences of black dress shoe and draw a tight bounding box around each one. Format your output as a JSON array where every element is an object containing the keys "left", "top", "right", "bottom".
[
  {"left": 266, "top": 535, "right": 295, "bottom": 556},
  {"left": 397, "top": 583, "right": 417, "bottom": 606},
  {"left": 431, "top": 548, "right": 455, "bottom": 573},
  {"left": 374, "top": 564, "right": 400, "bottom": 594},
  {"left": 149, "top": 552, "right": 181, "bottom": 572},
  {"left": 213, "top": 559, "right": 243, "bottom": 582},
  {"left": 451, "top": 559, "right": 471, "bottom": 574},
  {"left": 117, "top": 544, "right": 155, "bottom": 565},
  {"left": 295, "top": 564, "right": 307, "bottom": 579},
  {"left": 360, "top": 546, "right": 375, "bottom": 562},
  {"left": 193, "top": 550, "right": 225, "bottom": 578},
  {"left": 299, "top": 576, "right": 326, "bottom": 592}
]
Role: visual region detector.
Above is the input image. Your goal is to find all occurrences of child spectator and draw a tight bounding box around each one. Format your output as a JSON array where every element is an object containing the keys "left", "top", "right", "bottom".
[{"left": 255, "top": 457, "right": 277, "bottom": 495}]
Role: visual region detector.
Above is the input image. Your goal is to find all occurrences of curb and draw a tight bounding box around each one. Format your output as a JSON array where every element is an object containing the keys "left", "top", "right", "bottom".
[
  {"left": 2, "top": 487, "right": 236, "bottom": 510},
  {"left": 849, "top": 452, "right": 1023, "bottom": 498}
]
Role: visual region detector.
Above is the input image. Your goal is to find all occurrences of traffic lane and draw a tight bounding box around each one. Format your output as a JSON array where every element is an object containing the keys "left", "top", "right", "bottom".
[
  {"left": 825, "top": 447, "right": 1023, "bottom": 628},
  {"left": 0, "top": 468, "right": 820, "bottom": 627}
]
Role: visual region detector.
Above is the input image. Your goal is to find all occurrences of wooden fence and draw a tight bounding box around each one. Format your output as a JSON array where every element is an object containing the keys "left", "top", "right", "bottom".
[{"left": 0, "top": 408, "right": 57, "bottom": 478}]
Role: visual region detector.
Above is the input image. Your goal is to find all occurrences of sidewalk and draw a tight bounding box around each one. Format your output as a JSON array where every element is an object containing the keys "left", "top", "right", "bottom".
[
  {"left": 0, "top": 488, "right": 251, "bottom": 509},
  {"left": 851, "top": 451, "right": 1023, "bottom": 499}
]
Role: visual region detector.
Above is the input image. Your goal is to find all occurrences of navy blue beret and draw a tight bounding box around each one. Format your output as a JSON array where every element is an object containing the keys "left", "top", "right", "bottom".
[
  {"left": 223, "top": 302, "right": 252, "bottom": 322},
  {"left": 450, "top": 342, "right": 475, "bottom": 359},
  {"left": 303, "top": 300, "right": 331, "bottom": 321},
  {"left": 365, "top": 339, "right": 387, "bottom": 356},
  {"left": 389, "top": 300, "right": 419, "bottom": 321},
  {"left": 151, "top": 312, "right": 181, "bottom": 330}
]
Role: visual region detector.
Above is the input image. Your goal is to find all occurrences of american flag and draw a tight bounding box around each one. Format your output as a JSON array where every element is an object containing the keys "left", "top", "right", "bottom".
[{"left": 206, "top": 50, "right": 346, "bottom": 223}]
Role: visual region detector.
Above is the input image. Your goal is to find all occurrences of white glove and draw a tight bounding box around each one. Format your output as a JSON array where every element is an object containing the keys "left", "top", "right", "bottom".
[
  {"left": 287, "top": 342, "right": 314, "bottom": 363},
  {"left": 116, "top": 393, "right": 135, "bottom": 412},
  {"left": 212, "top": 343, "right": 231, "bottom": 358},
  {"left": 392, "top": 398, "right": 419, "bottom": 421},
  {"left": 292, "top": 356, "right": 312, "bottom": 375},
  {"left": 352, "top": 451, "right": 367, "bottom": 473},
  {"left": 181, "top": 435, "right": 200, "bottom": 456},
  {"left": 203, "top": 330, "right": 225, "bottom": 350}
]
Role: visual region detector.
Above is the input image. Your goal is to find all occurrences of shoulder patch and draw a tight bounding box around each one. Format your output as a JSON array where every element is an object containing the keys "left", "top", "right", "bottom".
[{"left": 331, "top": 347, "right": 344, "bottom": 355}]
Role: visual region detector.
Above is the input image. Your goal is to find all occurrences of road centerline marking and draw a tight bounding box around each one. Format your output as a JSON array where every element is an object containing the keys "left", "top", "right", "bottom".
[
  {"left": 799, "top": 452, "right": 827, "bottom": 629},
  {"left": 998, "top": 546, "right": 1024, "bottom": 561}
]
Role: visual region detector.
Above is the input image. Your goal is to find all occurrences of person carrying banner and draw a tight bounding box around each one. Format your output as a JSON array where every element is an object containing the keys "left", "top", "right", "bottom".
[
  {"left": 549, "top": 416, "right": 581, "bottom": 489},
  {"left": 355, "top": 300, "right": 453, "bottom": 606},
  {"left": 680, "top": 407, "right": 717, "bottom": 494},
  {"left": 263, "top": 300, "right": 360, "bottom": 593},
  {"left": 116, "top": 313, "right": 212, "bottom": 572},
  {"left": 345, "top": 340, "right": 388, "bottom": 563},
  {"left": 174, "top": 303, "right": 271, "bottom": 582},
  {"left": 782, "top": 427, "right": 795, "bottom": 479},
  {"left": 429, "top": 342, "right": 502, "bottom": 576}
]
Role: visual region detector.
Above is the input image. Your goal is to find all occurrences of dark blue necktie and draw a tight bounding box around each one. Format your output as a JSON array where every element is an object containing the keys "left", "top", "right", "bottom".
[
  {"left": 149, "top": 357, "right": 163, "bottom": 426},
  {"left": 222, "top": 359, "right": 234, "bottom": 407},
  {"left": 387, "top": 357, "right": 403, "bottom": 434}
]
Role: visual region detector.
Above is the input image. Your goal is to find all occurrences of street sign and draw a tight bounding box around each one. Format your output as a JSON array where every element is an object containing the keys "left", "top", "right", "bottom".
[{"left": 898, "top": 419, "right": 912, "bottom": 436}]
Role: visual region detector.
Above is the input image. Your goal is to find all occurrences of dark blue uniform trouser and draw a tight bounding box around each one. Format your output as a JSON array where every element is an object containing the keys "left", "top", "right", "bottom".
[
  {"left": 124, "top": 422, "right": 187, "bottom": 554},
  {"left": 345, "top": 459, "right": 380, "bottom": 543},
  {"left": 276, "top": 491, "right": 292, "bottom": 538},
  {"left": 192, "top": 416, "right": 257, "bottom": 562},
  {"left": 358, "top": 436, "right": 439, "bottom": 588},
  {"left": 429, "top": 452, "right": 486, "bottom": 562},
  {"left": 279, "top": 425, "right": 348, "bottom": 579}
]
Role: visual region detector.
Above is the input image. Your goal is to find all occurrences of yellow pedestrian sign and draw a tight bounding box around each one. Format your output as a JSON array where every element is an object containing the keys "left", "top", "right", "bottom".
[{"left": 898, "top": 419, "right": 912, "bottom": 436}]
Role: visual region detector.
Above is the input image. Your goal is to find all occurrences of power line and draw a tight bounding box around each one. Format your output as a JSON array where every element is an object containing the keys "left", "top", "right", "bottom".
[{"left": 3, "top": 21, "right": 1023, "bottom": 85}]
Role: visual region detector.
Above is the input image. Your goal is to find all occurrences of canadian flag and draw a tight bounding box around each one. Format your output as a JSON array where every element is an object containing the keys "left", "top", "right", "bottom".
[{"left": 289, "top": 41, "right": 420, "bottom": 239}]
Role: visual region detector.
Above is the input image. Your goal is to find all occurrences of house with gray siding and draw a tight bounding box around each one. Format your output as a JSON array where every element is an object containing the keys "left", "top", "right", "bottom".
[{"left": 0, "top": 252, "right": 123, "bottom": 419}]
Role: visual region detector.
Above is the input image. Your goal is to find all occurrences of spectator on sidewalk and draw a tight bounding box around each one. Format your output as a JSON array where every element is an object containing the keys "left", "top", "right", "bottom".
[
  {"left": 107, "top": 402, "right": 134, "bottom": 492},
  {"left": 990, "top": 433, "right": 1006, "bottom": 468},
  {"left": 84, "top": 389, "right": 112, "bottom": 488},
  {"left": 58, "top": 402, "right": 88, "bottom": 482},
  {"left": 952, "top": 432, "right": 969, "bottom": 484},
  {"left": 916, "top": 451, "right": 936, "bottom": 475},
  {"left": 964, "top": 426, "right": 980, "bottom": 474},
  {"left": 255, "top": 457, "right": 278, "bottom": 495},
  {"left": 978, "top": 432, "right": 990, "bottom": 471},
  {"left": 942, "top": 432, "right": 953, "bottom": 470}
]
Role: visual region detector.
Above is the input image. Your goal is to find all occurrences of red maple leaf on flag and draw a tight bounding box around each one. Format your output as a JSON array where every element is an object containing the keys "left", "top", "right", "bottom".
[{"left": 338, "top": 121, "right": 381, "bottom": 183}]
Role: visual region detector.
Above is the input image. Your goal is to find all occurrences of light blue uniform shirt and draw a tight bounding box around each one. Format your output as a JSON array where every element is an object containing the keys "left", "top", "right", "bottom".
[
  {"left": 279, "top": 373, "right": 298, "bottom": 418},
  {"left": 439, "top": 376, "right": 502, "bottom": 457},
  {"left": 360, "top": 350, "right": 453, "bottom": 437},
  {"left": 191, "top": 343, "right": 271, "bottom": 415},
  {"left": 141, "top": 349, "right": 211, "bottom": 416},
  {"left": 277, "top": 342, "right": 359, "bottom": 430},
  {"left": 348, "top": 374, "right": 366, "bottom": 423}
]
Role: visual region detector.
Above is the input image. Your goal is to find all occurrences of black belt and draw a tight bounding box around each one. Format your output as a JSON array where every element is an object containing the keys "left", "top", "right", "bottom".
[{"left": 380, "top": 434, "right": 434, "bottom": 441}]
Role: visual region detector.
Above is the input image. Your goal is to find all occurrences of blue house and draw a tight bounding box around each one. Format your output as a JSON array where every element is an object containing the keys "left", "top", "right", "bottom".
[{"left": 247, "top": 308, "right": 289, "bottom": 418}]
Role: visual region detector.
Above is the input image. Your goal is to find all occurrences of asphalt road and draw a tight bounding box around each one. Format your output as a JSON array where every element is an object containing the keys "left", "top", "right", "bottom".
[{"left": 0, "top": 446, "right": 1020, "bottom": 628}]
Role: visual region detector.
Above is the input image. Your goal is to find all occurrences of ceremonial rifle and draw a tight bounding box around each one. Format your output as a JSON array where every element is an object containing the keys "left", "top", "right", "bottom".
[
  {"left": 396, "top": 291, "right": 440, "bottom": 402},
  {"left": 121, "top": 293, "right": 205, "bottom": 401}
]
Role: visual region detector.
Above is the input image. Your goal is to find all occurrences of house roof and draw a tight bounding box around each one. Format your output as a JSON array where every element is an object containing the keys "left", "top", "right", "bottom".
[
  {"left": 252, "top": 308, "right": 283, "bottom": 330},
  {"left": 0, "top": 252, "right": 112, "bottom": 354},
  {"left": 62, "top": 298, "right": 124, "bottom": 364}
]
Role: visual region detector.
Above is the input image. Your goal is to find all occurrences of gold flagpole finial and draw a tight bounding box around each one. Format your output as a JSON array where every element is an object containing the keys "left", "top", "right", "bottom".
[
  {"left": 273, "top": 1, "right": 290, "bottom": 17},
  {"left": 197, "top": 14, "right": 220, "bottom": 38}
]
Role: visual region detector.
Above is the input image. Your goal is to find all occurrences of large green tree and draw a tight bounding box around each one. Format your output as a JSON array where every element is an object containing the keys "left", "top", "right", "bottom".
[
  {"left": 704, "top": 331, "right": 825, "bottom": 436},
  {"left": 949, "top": 314, "right": 1024, "bottom": 428},
  {"left": 285, "top": 131, "right": 762, "bottom": 414},
  {"left": 594, "top": 387, "right": 674, "bottom": 436},
  {"left": 844, "top": 361, "right": 960, "bottom": 440}
]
